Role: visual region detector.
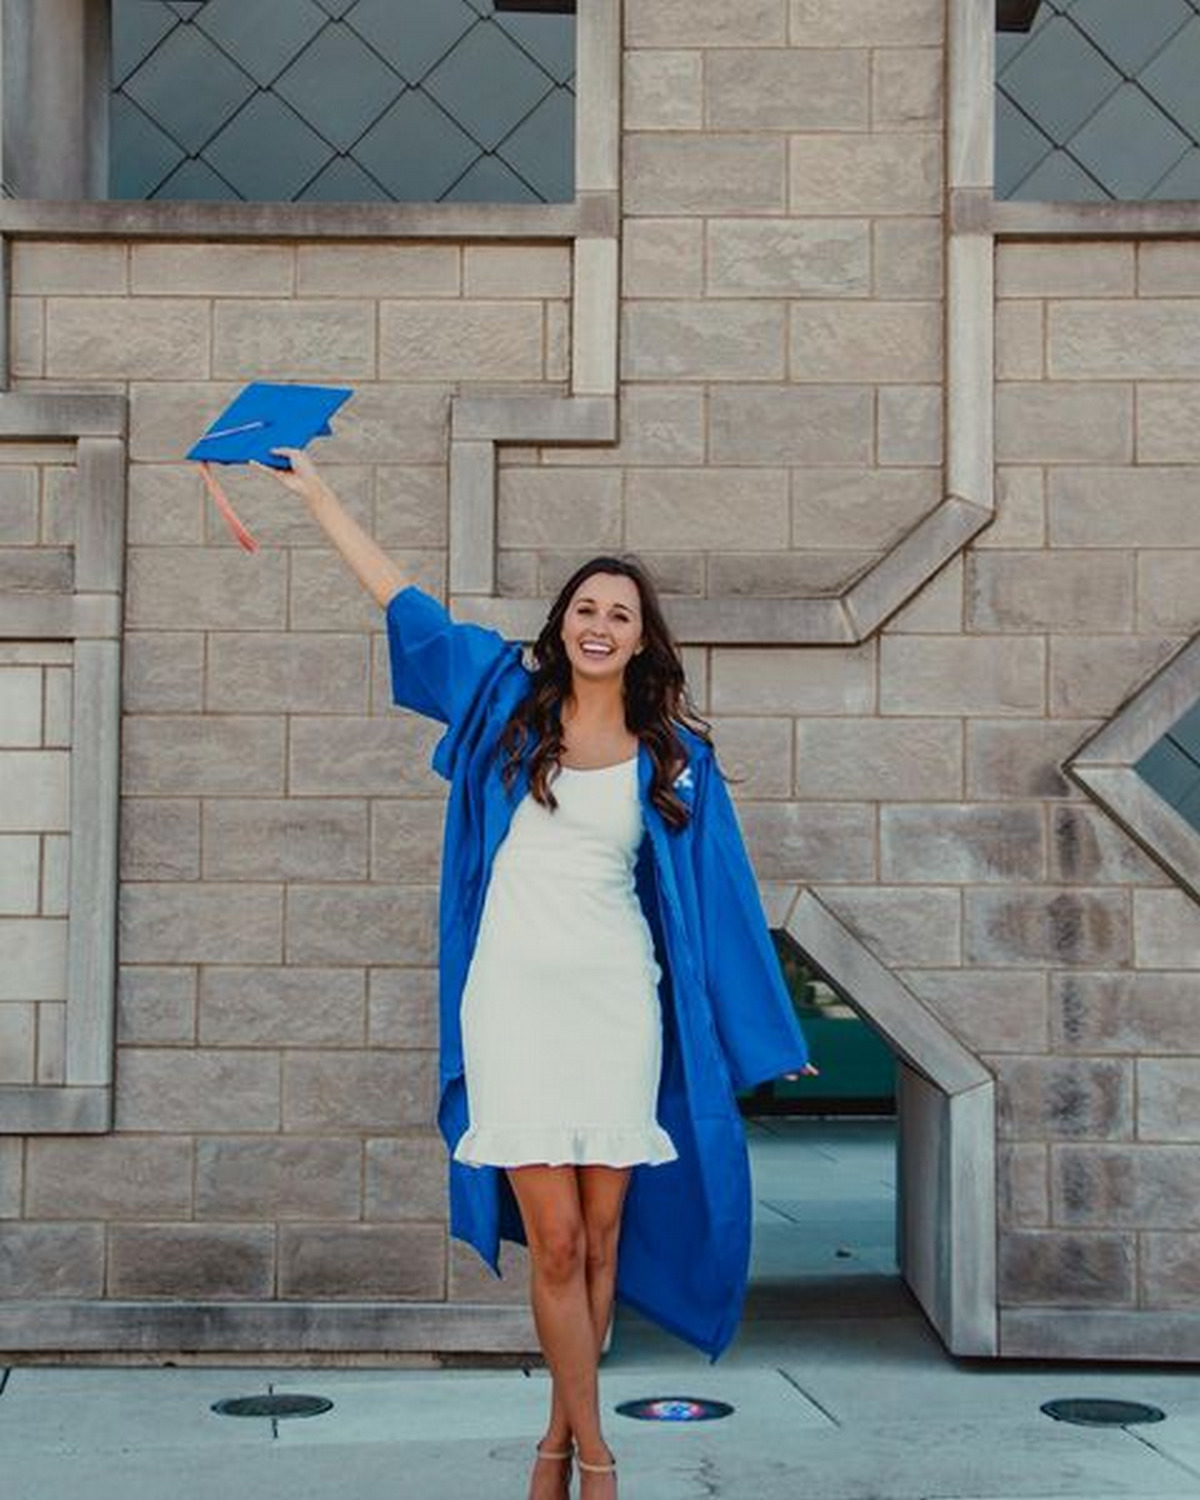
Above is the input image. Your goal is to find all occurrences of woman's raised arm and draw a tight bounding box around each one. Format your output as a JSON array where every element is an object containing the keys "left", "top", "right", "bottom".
[{"left": 255, "top": 447, "right": 407, "bottom": 608}]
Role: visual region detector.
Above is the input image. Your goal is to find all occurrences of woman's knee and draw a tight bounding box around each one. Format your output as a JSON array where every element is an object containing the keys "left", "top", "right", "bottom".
[
  {"left": 530, "top": 1216, "right": 586, "bottom": 1286},
  {"left": 582, "top": 1215, "right": 620, "bottom": 1275}
]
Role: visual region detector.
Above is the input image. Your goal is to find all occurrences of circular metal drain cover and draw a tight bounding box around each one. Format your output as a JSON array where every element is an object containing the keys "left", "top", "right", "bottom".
[
  {"left": 1041, "top": 1398, "right": 1165, "bottom": 1428},
  {"left": 615, "top": 1397, "right": 734, "bottom": 1423},
  {"left": 212, "top": 1394, "right": 333, "bottom": 1420}
]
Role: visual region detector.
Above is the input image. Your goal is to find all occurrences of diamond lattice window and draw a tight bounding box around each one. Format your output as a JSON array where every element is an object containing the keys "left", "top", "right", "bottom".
[
  {"left": 110, "top": 0, "right": 575, "bottom": 203},
  {"left": 996, "top": 0, "right": 1200, "bottom": 200}
]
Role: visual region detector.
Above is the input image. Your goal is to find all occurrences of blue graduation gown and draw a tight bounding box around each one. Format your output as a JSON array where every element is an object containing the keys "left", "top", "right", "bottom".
[{"left": 385, "top": 584, "right": 809, "bottom": 1359}]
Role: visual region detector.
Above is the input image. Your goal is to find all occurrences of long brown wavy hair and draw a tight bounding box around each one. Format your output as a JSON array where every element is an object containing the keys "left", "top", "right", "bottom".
[{"left": 497, "top": 556, "right": 713, "bottom": 830}]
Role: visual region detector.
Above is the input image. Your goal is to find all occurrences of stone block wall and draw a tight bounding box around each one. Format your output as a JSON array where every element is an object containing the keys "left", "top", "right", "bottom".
[{"left": 1, "top": 0, "right": 1199, "bottom": 1359}]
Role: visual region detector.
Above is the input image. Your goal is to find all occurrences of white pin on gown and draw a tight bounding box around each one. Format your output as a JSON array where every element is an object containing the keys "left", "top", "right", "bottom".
[{"left": 453, "top": 755, "right": 678, "bottom": 1168}]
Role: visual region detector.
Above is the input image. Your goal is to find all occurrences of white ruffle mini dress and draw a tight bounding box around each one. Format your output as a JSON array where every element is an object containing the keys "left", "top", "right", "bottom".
[{"left": 453, "top": 754, "right": 678, "bottom": 1169}]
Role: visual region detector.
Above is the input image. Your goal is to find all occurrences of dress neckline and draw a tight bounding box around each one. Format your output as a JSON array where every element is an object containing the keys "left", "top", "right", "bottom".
[{"left": 558, "top": 753, "right": 638, "bottom": 774}]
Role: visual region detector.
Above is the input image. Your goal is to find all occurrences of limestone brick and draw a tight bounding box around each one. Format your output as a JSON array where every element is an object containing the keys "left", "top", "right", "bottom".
[
  {"left": 708, "top": 717, "right": 793, "bottom": 798},
  {"left": 995, "top": 301, "right": 1044, "bottom": 381},
  {"left": 873, "top": 218, "right": 944, "bottom": 299},
  {"left": 627, "top": 0, "right": 787, "bottom": 46},
  {"left": 1134, "top": 890, "right": 1200, "bottom": 969},
  {"left": 1052, "top": 972, "right": 1200, "bottom": 1054},
  {"left": 1049, "top": 301, "right": 1200, "bottom": 379},
  {"left": 449, "top": 1237, "right": 531, "bottom": 1304},
  {"left": 131, "top": 381, "right": 238, "bottom": 463},
  {"left": 1137, "top": 383, "right": 1200, "bottom": 463},
  {"left": 108, "top": 1225, "right": 275, "bottom": 1298},
  {"left": 1143, "top": 1234, "right": 1200, "bottom": 1307},
  {"left": 278, "top": 1223, "right": 445, "bottom": 1299},
  {"left": 115, "top": 1048, "right": 281, "bottom": 1131},
  {"left": 788, "top": 134, "right": 941, "bottom": 215},
  {"left": 1047, "top": 806, "right": 1166, "bottom": 886},
  {"left": 11, "top": 241, "right": 128, "bottom": 294},
  {"left": 117, "top": 966, "right": 196, "bottom": 1046},
  {"left": 0, "top": 752, "right": 69, "bottom": 831},
  {"left": 10, "top": 298, "right": 43, "bottom": 378},
  {"left": 708, "top": 550, "right": 874, "bottom": 596},
  {"left": 996, "top": 383, "right": 1133, "bottom": 464},
  {"left": 974, "top": 468, "right": 1045, "bottom": 550},
  {"left": 463, "top": 245, "right": 571, "bottom": 299},
  {"left": 625, "top": 134, "right": 787, "bottom": 215},
  {"left": 0, "top": 920, "right": 67, "bottom": 1001},
  {"left": 41, "top": 837, "right": 69, "bottom": 918},
  {"left": 791, "top": 301, "right": 942, "bottom": 382},
  {"left": 213, "top": 299, "right": 374, "bottom": 380},
  {"left": 1049, "top": 636, "right": 1182, "bottom": 718},
  {"left": 998, "top": 1230, "right": 1134, "bottom": 1305},
  {"left": 995, "top": 1057, "right": 1133, "bottom": 1141},
  {"left": 199, "top": 967, "right": 365, "bottom": 1047},
  {"left": 876, "top": 385, "right": 942, "bottom": 465},
  {"left": 0, "top": 835, "right": 39, "bottom": 915},
  {"left": 1138, "top": 242, "right": 1200, "bottom": 295},
  {"left": 119, "top": 884, "right": 283, "bottom": 965},
  {"left": 122, "top": 716, "right": 285, "bottom": 797},
  {"left": 287, "top": 550, "right": 383, "bottom": 636},
  {"left": 0, "top": 1004, "right": 35, "bottom": 1082},
  {"left": 542, "top": 549, "right": 705, "bottom": 598},
  {"left": 550, "top": 387, "right": 704, "bottom": 466},
  {"left": 368, "top": 969, "right": 438, "bottom": 1049},
  {"left": 365, "top": 1134, "right": 447, "bottom": 1221},
  {"left": 1053, "top": 1144, "right": 1200, "bottom": 1226},
  {"left": 792, "top": 467, "right": 939, "bottom": 550},
  {"left": 320, "top": 383, "right": 450, "bottom": 466},
  {"left": 1138, "top": 1062, "right": 1200, "bottom": 1144},
  {"left": 871, "top": 47, "right": 942, "bottom": 131},
  {"left": 818, "top": 887, "right": 961, "bottom": 965},
  {"left": 796, "top": 717, "right": 961, "bottom": 799},
  {"left": 196, "top": 1137, "right": 362, "bottom": 1220},
  {"left": 996, "top": 243, "right": 1134, "bottom": 299},
  {"left": 886, "top": 555, "right": 964, "bottom": 634},
  {"left": 901, "top": 970, "right": 1049, "bottom": 1053},
  {"left": 133, "top": 243, "right": 294, "bottom": 296},
  {"left": 710, "top": 385, "right": 874, "bottom": 463},
  {"left": 0, "top": 546, "right": 72, "bottom": 592},
  {"left": 0, "top": 1139, "right": 21, "bottom": 1218},
  {"left": 25, "top": 1138, "right": 193, "bottom": 1219},
  {"left": 371, "top": 800, "right": 447, "bottom": 884},
  {"left": 119, "top": 798, "right": 201, "bottom": 882},
  {"left": 373, "top": 466, "right": 448, "bottom": 550},
  {"left": 0, "top": 1223, "right": 104, "bottom": 1297},
  {"left": 285, "top": 885, "right": 438, "bottom": 966},
  {"left": 965, "top": 889, "right": 1130, "bottom": 968},
  {"left": 47, "top": 297, "right": 207, "bottom": 379},
  {"left": 624, "top": 50, "right": 703, "bottom": 131},
  {"left": 736, "top": 802, "right": 875, "bottom": 881},
  {"left": 789, "top": 0, "right": 944, "bottom": 45},
  {"left": 0, "top": 666, "right": 41, "bottom": 745},
  {"left": 622, "top": 220, "right": 704, "bottom": 298},
  {"left": 998, "top": 1142, "right": 1049, "bottom": 1227},
  {"left": 206, "top": 632, "right": 369, "bottom": 714},
  {"left": 626, "top": 469, "right": 789, "bottom": 551},
  {"left": 1136, "top": 551, "right": 1200, "bottom": 632},
  {"left": 711, "top": 642, "right": 876, "bottom": 714},
  {"left": 126, "top": 465, "right": 205, "bottom": 546},
  {"left": 623, "top": 301, "right": 786, "bottom": 380},
  {"left": 881, "top": 637, "right": 1044, "bottom": 716},
  {"left": 282, "top": 1050, "right": 437, "bottom": 1132},
  {"left": 127, "top": 546, "right": 288, "bottom": 630},
  {"left": 289, "top": 715, "right": 442, "bottom": 797},
  {"left": 497, "top": 468, "right": 622, "bottom": 548},
  {"left": 43, "top": 672, "right": 72, "bottom": 751},
  {"left": 707, "top": 218, "right": 870, "bottom": 298},
  {"left": 705, "top": 49, "right": 867, "bottom": 131},
  {"left": 967, "top": 551, "right": 1133, "bottom": 632},
  {"left": 297, "top": 244, "right": 459, "bottom": 297},
  {"left": 380, "top": 301, "right": 544, "bottom": 381},
  {"left": 881, "top": 803, "right": 1044, "bottom": 883},
  {"left": 0, "top": 470, "right": 39, "bottom": 545}
]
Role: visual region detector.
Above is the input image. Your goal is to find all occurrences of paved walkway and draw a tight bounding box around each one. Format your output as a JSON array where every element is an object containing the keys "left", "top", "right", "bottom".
[{"left": 4, "top": 1119, "right": 1199, "bottom": 1499}]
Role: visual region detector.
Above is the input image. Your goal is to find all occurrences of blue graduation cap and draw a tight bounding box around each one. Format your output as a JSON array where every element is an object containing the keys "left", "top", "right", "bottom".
[{"left": 188, "top": 382, "right": 353, "bottom": 551}]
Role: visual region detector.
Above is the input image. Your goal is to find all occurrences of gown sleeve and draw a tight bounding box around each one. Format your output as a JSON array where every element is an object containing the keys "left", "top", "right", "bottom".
[
  {"left": 384, "top": 584, "right": 514, "bottom": 730},
  {"left": 693, "top": 759, "right": 810, "bottom": 1092}
]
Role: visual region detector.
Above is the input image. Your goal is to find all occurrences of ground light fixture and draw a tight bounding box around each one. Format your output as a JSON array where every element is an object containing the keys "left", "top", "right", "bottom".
[
  {"left": 212, "top": 1392, "right": 333, "bottom": 1421},
  {"left": 615, "top": 1397, "right": 735, "bottom": 1422},
  {"left": 1040, "top": 1398, "right": 1166, "bottom": 1427}
]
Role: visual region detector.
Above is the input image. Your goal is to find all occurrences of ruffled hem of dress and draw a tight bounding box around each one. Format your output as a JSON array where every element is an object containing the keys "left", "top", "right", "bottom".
[{"left": 453, "top": 1122, "right": 678, "bottom": 1169}]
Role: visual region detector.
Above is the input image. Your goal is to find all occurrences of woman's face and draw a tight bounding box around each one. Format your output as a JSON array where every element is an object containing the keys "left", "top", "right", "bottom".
[{"left": 560, "top": 572, "right": 644, "bottom": 686}]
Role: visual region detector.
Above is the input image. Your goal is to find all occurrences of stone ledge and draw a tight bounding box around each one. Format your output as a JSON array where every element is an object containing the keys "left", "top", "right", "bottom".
[
  {"left": 1000, "top": 1307, "right": 1200, "bottom": 1361},
  {"left": 0, "top": 1085, "right": 111, "bottom": 1133},
  {"left": 0, "top": 391, "right": 126, "bottom": 437},
  {"left": 953, "top": 189, "right": 1200, "bottom": 239},
  {"left": 0, "top": 1299, "right": 537, "bottom": 1356}
]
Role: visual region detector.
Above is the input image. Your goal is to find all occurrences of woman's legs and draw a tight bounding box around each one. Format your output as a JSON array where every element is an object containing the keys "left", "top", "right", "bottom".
[{"left": 507, "top": 1163, "right": 632, "bottom": 1493}]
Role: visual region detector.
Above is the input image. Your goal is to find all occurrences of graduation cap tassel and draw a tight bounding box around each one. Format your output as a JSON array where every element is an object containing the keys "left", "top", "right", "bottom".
[{"left": 199, "top": 461, "right": 260, "bottom": 554}]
